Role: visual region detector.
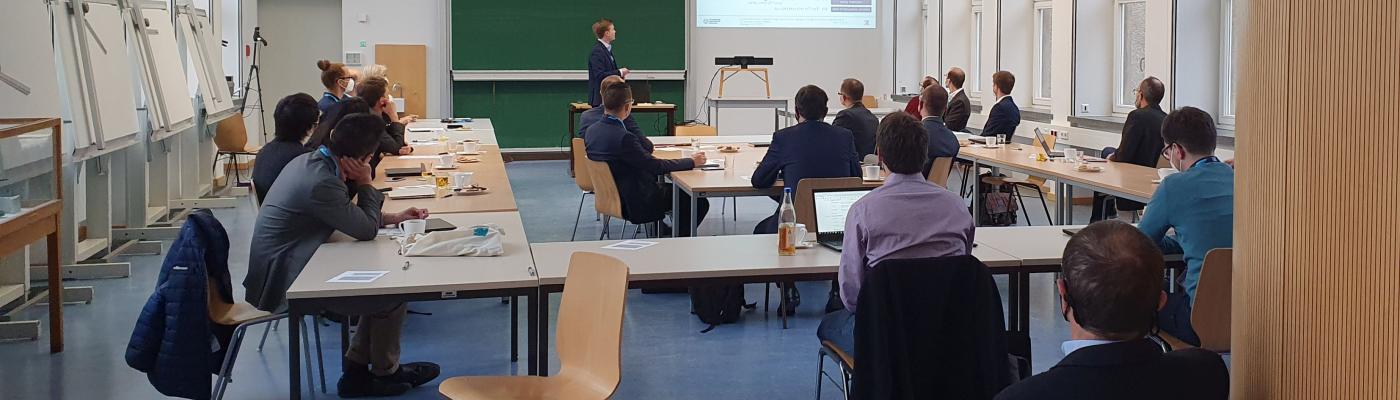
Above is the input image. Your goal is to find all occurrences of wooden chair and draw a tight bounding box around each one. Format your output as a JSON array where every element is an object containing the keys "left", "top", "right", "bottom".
[
  {"left": 816, "top": 340, "right": 855, "bottom": 400},
  {"left": 980, "top": 133, "right": 1055, "bottom": 225},
  {"left": 674, "top": 124, "right": 718, "bottom": 137},
  {"left": 582, "top": 159, "right": 630, "bottom": 239},
  {"left": 209, "top": 276, "right": 326, "bottom": 399},
  {"left": 1159, "top": 248, "right": 1233, "bottom": 353},
  {"left": 926, "top": 157, "right": 954, "bottom": 188},
  {"left": 570, "top": 139, "right": 596, "bottom": 241},
  {"left": 860, "top": 95, "right": 878, "bottom": 108},
  {"left": 214, "top": 113, "right": 258, "bottom": 187},
  {"left": 439, "top": 252, "right": 629, "bottom": 400}
]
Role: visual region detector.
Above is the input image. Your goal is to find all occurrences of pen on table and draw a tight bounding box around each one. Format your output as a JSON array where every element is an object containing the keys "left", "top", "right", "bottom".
[{"left": 403, "top": 260, "right": 411, "bottom": 271}]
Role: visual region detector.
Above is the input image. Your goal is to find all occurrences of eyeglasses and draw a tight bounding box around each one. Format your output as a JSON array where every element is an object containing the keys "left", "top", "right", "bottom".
[{"left": 1161, "top": 142, "right": 1177, "bottom": 158}]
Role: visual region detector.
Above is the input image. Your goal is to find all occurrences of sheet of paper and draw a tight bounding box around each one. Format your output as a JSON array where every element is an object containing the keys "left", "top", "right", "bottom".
[
  {"left": 601, "top": 240, "right": 659, "bottom": 251},
  {"left": 327, "top": 271, "right": 389, "bottom": 283},
  {"left": 396, "top": 155, "right": 441, "bottom": 160}
]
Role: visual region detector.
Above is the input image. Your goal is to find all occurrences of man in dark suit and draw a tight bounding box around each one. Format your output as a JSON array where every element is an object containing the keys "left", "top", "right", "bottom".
[
  {"left": 919, "top": 83, "right": 960, "bottom": 178},
  {"left": 578, "top": 75, "right": 652, "bottom": 152},
  {"left": 994, "top": 220, "right": 1229, "bottom": 400},
  {"left": 943, "top": 67, "right": 972, "bottom": 132},
  {"left": 587, "top": 18, "right": 629, "bottom": 107},
  {"left": 1093, "top": 76, "right": 1168, "bottom": 221},
  {"left": 585, "top": 80, "right": 707, "bottom": 236},
  {"left": 832, "top": 78, "right": 879, "bottom": 158},
  {"left": 982, "top": 70, "right": 1021, "bottom": 140}
]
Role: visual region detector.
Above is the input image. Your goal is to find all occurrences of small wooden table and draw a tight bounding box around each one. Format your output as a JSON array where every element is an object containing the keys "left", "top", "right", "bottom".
[
  {"left": 373, "top": 144, "right": 518, "bottom": 214},
  {"left": 568, "top": 102, "right": 677, "bottom": 137},
  {"left": 0, "top": 118, "right": 64, "bottom": 353}
]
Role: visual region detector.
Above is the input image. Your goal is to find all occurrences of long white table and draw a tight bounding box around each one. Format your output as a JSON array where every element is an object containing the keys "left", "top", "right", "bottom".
[
  {"left": 650, "top": 134, "right": 773, "bottom": 146},
  {"left": 405, "top": 118, "right": 498, "bottom": 145},
  {"left": 283, "top": 212, "right": 540, "bottom": 398}
]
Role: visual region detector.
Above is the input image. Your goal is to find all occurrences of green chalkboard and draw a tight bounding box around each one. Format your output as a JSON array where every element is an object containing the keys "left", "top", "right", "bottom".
[{"left": 452, "top": 0, "right": 685, "bottom": 70}]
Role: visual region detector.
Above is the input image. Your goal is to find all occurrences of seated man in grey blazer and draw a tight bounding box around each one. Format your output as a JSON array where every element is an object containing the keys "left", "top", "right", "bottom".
[{"left": 243, "top": 113, "right": 437, "bottom": 398}]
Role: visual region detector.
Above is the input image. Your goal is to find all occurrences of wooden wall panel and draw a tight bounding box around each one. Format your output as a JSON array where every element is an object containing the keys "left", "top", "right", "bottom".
[
  {"left": 1235, "top": 0, "right": 1400, "bottom": 398},
  {"left": 376, "top": 44, "right": 428, "bottom": 118}
]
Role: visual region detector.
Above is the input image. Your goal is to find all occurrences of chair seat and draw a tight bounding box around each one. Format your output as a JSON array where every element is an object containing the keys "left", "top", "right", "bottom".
[
  {"left": 821, "top": 340, "right": 855, "bottom": 369},
  {"left": 220, "top": 145, "right": 260, "bottom": 155},
  {"left": 211, "top": 302, "right": 274, "bottom": 326},
  {"left": 438, "top": 375, "right": 611, "bottom": 400},
  {"left": 980, "top": 176, "right": 1040, "bottom": 187}
]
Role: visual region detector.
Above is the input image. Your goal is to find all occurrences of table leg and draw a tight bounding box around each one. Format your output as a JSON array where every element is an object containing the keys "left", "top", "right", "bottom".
[
  {"left": 971, "top": 160, "right": 981, "bottom": 226},
  {"left": 510, "top": 295, "right": 519, "bottom": 362},
  {"left": 667, "top": 109, "right": 676, "bottom": 136},
  {"left": 527, "top": 291, "right": 539, "bottom": 376},
  {"left": 779, "top": 282, "right": 789, "bottom": 329},
  {"left": 537, "top": 290, "right": 551, "bottom": 377},
  {"left": 46, "top": 231, "right": 62, "bottom": 353},
  {"left": 568, "top": 110, "right": 577, "bottom": 177},
  {"left": 1064, "top": 186, "right": 1074, "bottom": 224},
  {"left": 690, "top": 194, "right": 699, "bottom": 237},
  {"left": 289, "top": 309, "right": 303, "bottom": 400},
  {"left": 1055, "top": 182, "right": 1065, "bottom": 225},
  {"left": 672, "top": 184, "right": 680, "bottom": 238},
  {"left": 340, "top": 318, "right": 350, "bottom": 355}
]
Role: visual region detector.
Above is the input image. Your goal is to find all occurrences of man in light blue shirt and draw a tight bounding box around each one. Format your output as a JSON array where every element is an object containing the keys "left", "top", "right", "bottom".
[{"left": 1137, "top": 106, "right": 1234, "bottom": 347}]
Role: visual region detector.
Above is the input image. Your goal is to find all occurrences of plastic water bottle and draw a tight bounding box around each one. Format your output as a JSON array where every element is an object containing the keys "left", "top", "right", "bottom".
[{"left": 778, "top": 188, "right": 797, "bottom": 256}]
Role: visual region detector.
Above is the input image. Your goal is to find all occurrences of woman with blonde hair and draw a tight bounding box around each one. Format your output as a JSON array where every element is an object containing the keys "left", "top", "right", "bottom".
[{"left": 355, "top": 64, "right": 416, "bottom": 124}]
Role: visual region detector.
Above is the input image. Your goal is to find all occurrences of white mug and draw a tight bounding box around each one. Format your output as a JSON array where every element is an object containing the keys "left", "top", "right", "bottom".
[
  {"left": 787, "top": 223, "right": 808, "bottom": 247},
  {"left": 0, "top": 195, "right": 19, "bottom": 216},
  {"left": 461, "top": 141, "right": 480, "bottom": 154},
  {"left": 863, "top": 165, "right": 881, "bottom": 181},
  {"left": 399, "top": 219, "right": 427, "bottom": 237},
  {"left": 438, "top": 154, "right": 454, "bottom": 167},
  {"left": 452, "top": 171, "right": 475, "bottom": 188}
]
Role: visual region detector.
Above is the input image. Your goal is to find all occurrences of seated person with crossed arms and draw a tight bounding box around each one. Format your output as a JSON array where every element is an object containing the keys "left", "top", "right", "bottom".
[
  {"left": 995, "top": 220, "right": 1228, "bottom": 400},
  {"left": 817, "top": 112, "right": 974, "bottom": 358}
]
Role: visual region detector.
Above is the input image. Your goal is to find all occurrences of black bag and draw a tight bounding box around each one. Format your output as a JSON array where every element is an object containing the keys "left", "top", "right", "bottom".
[
  {"left": 689, "top": 285, "right": 749, "bottom": 332},
  {"left": 977, "top": 173, "right": 1020, "bottom": 226}
]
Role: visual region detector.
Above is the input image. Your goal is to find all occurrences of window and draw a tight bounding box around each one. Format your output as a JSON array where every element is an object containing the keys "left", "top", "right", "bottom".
[
  {"left": 1033, "top": 2, "right": 1053, "bottom": 105},
  {"left": 971, "top": 5, "right": 983, "bottom": 94},
  {"left": 1114, "top": 0, "right": 1147, "bottom": 113},
  {"left": 1220, "top": 0, "right": 1240, "bottom": 125}
]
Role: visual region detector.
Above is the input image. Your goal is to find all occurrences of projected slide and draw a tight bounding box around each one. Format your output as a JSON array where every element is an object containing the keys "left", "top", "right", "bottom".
[{"left": 697, "top": 0, "right": 877, "bottom": 29}]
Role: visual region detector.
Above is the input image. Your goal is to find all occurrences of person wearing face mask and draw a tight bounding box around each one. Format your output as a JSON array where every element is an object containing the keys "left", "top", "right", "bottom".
[
  {"left": 1136, "top": 106, "right": 1234, "bottom": 347},
  {"left": 252, "top": 93, "right": 319, "bottom": 203},
  {"left": 994, "top": 220, "right": 1228, "bottom": 400},
  {"left": 317, "top": 60, "right": 355, "bottom": 113}
]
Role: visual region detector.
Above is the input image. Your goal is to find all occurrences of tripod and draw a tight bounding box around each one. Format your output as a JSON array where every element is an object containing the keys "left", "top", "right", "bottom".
[{"left": 240, "top": 27, "right": 268, "bottom": 143}]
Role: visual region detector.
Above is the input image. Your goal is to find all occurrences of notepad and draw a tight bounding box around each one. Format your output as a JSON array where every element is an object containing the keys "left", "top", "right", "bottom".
[
  {"left": 387, "top": 186, "right": 436, "bottom": 200},
  {"left": 327, "top": 271, "right": 388, "bottom": 283}
]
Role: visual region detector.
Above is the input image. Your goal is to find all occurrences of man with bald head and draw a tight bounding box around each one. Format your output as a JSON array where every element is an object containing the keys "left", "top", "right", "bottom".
[
  {"left": 578, "top": 75, "right": 653, "bottom": 152},
  {"left": 1092, "top": 76, "right": 1167, "bottom": 221},
  {"left": 943, "top": 67, "right": 972, "bottom": 132}
]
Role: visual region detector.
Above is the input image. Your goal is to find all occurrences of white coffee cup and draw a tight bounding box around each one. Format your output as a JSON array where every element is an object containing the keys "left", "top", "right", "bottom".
[
  {"left": 680, "top": 149, "right": 695, "bottom": 158},
  {"left": 452, "top": 171, "right": 475, "bottom": 188},
  {"left": 0, "top": 195, "right": 20, "bottom": 216},
  {"left": 461, "top": 141, "right": 480, "bottom": 154},
  {"left": 863, "top": 165, "right": 881, "bottom": 181},
  {"left": 787, "top": 223, "right": 808, "bottom": 247},
  {"left": 438, "top": 154, "right": 454, "bottom": 167},
  {"left": 399, "top": 219, "right": 427, "bottom": 237}
]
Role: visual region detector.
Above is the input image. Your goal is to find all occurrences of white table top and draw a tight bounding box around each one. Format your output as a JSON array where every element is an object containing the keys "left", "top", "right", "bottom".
[
  {"left": 974, "top": 225, "right": 1085, "bottom": 266},
  {"left": 286, "top": 212, "right": 537, "bottom": 300},
  {"left": 406, "top": 118, "right": 494, "bottom": 131},
  {"left": 650, "top": 135, "right": 773, "bottom": 146},
  {"left": 531, "top": 235, "right": 1023, "bottom": 286},
  {"left": 405, "top": 128, "right": 498, "bottom": 146}
]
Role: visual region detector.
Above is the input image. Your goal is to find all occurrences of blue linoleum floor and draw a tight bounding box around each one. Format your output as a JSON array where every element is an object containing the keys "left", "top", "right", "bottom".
[{"left": 0, "top": 160, "right": 1077, "bottom": 399}]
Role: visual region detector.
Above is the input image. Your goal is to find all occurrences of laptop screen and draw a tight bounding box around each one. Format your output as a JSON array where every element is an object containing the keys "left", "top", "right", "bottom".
[{"left": 812, "top": 189, "right": 873, "bottom": 234}]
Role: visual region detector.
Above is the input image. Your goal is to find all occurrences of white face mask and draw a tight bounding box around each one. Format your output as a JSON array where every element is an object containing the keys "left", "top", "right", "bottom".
[
  {"left": 343, "top": 78, "right": 355, "bottom": 93},
  {"left": 1165, "top": 144, "right": 1183, "bottom": 172}
]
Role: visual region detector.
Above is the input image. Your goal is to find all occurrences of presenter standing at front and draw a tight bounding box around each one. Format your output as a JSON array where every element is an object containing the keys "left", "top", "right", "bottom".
[{"left": 589, "top": 18, "right": 629, "bottom": 106}]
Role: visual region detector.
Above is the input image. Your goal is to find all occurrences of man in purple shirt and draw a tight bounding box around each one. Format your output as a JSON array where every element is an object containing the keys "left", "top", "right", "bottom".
[{"left": 817, "top": 112, "right": 976, "bottom": 357}]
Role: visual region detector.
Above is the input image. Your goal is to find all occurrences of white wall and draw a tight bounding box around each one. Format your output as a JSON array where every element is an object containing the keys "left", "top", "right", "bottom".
[
  {"left": 1172, "top": 0, "right": 1221, "bottom": 115},
  {"left": 1074, "top": 0, "right": 1114, "bottom": 116},
  {"left": 685, "top": 0, "right": 913, "bottom": 135},
  {"left": 998, "top": 0, "right": 1034, "bottom": 107},
  {"left": 340, "top": 0, "right": 449, "bottom": 118},
  {"left": 256, "top": 0, "right": 342, "bottom": 133}
]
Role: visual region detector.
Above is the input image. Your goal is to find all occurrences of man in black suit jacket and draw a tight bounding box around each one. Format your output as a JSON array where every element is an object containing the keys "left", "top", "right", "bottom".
[
  {"left": 585, "top": 81, "right": 707, "bottom": 236},
  {"left": 919, "top": 83, "right": 960, "bottom": 178},
  {"left": 995, "top": 221, "right": 1229, "bottom": 400},
  {"left": 751, "top": 84, "right": 862, "bottom": 233},
  {"left": 943, "top": 67, "right": 972, "bottom": 132},
  {"left": 1093, "top": 77, "right": 1168, "bottom": 221},
  {"left": 587, "top": 19, "right": 628, "bottom": 107},
  {"left": 832, "top": 78, "right": 879, "bottom": 158},
  {"left": 578, "top": 76, "right": 653, "bottom": 152},
  {"left": 982, "top": 71, "right": 1021, "bottom": 140}
]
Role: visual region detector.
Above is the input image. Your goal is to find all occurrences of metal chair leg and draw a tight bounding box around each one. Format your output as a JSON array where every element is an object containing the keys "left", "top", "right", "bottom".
[
  {"left": 599, "top": 215, "right": 611, "bottom": 240},
  {"left": 257, "top": 323, "right": 273, "bottom": 351},
  {"left": 815, "top": 350, "right": 825, "bottom": 400},
  {"left": 312, "top": 317, "right": 327, "bottom": 393},
  {"left": 1012, "top": 186, "right": 1032, "bottom": 226},
  {"left": 571, "top": 193, "right": 587, "bottom": 241},
  {"left": 840, "top": 363, "right": 851, "bottom": 400},
  {"left": 1036, "top": 188, "right": 1052, "bottom": 224},
  {"left": 212, "top": 324, "right": 248, "bottom": 400},
  {"left": 299, "top": 318, "right": 316, "bottom": 396}
]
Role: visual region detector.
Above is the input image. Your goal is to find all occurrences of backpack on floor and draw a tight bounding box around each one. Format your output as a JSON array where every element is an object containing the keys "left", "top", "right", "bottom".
[
  {"left": 977, "top": 173, "right": 1020, "bottom": 226},
  {"left": 689, "top": 284, "right": 749, "bottom": 332}
]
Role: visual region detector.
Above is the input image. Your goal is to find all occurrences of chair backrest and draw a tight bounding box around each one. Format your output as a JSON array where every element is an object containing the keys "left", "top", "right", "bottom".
[
  {"left": 571, "top": 138, "right": 594, "bottom": 192},
  {"left": 795, "top": 177, "right": 866, "bottom": 230},
  {"left": 861, "top": 95, "right": 878, "bottom": 108},
  {"left": 926, "top": 157, "right": 954, "bottom": 188},
  {"left": 554, "top": 252, "right": 629, "bottom": 394},
  {"left": 675, "top": 124, "right": 718, "bottom": 137},
  {"left": 1191, "top": 248, "right": 1233, "bottom": 352},
  {"left": 214, "top": 112, "right": 249, "bottom": 152},
  {"left": 206, "top": 276, "right": 241, "bottom": 326},
  {"left": 583, "top": 159, "right": 624, "bottom": 220}
]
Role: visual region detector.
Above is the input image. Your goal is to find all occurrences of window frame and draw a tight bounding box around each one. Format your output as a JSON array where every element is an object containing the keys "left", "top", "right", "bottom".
[
  {"left": 1032, "top": 1, "right": 1054, "bottom": 106},
  {"left": 1113, "top": 0, "right": 1147, "bottom": 115},
  {"left": 971, "top": 4, "right": 984, "bottom": 98},
  {"left": 1219, "top": 0, "right": 1238, "bottom": 126}
]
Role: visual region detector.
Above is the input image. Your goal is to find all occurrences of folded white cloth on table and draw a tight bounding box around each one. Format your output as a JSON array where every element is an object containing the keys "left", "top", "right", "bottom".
[{"left": 401, "top": 224, "right": 505, "bottom": 257}]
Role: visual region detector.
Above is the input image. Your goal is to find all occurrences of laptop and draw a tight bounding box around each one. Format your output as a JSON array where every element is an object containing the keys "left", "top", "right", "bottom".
[
  {"left": 385, "top": 167, "right": 422, "bottom": 178},
  {"left": 630, "top": 81, "right": 652, "bottom": 104},
  {"left": 1034, "top": 128, "right": 1064, "bottom": 158},
  {"left": 811, "top": 187, "right": 874, "bottom": 252}
]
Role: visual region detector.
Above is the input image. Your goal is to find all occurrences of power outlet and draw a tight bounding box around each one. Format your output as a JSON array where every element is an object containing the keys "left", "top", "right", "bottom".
[{"left": 1080, "top": 104, "right": 1091, "bottom": 113}]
